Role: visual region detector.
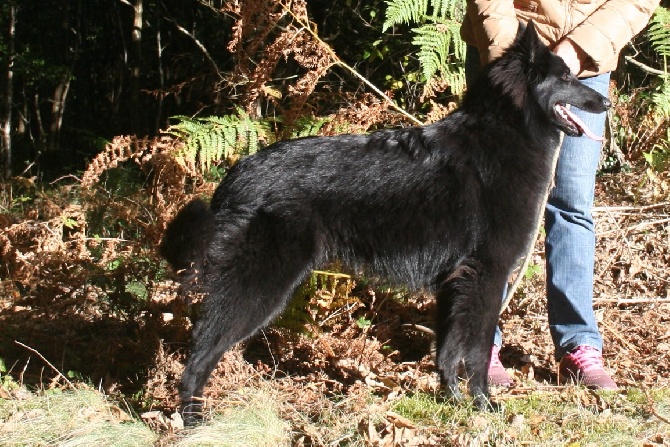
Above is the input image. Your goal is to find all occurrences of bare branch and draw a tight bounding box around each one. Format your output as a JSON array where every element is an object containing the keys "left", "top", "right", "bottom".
[
  {"left": 164, "top": 17, "right": 223, "bottom": 79},
  {"left": 597, "top": 217, "right": 670, "bottom": 237},
  {"left": 594, "top": 297, "right": 670, "bottom": 305},
  {"left": 625, "top": 56, "right": 667, "bottom": 76},
  {"left": 592, "top": 202, "right": 670, "bottom": 213}
]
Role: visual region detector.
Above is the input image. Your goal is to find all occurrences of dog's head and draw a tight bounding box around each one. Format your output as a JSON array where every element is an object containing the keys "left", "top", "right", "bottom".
[{"left": 490, "top": 22, "right": 610, "bottom": 140}]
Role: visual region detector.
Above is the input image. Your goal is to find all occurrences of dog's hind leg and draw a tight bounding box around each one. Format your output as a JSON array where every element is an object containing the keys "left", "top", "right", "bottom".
[
  {"left": 180, "top": 211, "right": 321, "bottom": 423},
  {"left": 434, "top": 261, "right": 504, "bottom": 409}
]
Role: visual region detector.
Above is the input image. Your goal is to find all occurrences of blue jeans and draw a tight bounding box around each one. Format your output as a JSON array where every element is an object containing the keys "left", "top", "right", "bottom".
[{"left": 465, "top": 46, "right": 609, "bottom": 359}]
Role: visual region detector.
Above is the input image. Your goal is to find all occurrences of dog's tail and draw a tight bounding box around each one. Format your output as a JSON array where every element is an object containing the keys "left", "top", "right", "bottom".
[{"left": 159, "top": 199, "right": 215, "bottom": 275}]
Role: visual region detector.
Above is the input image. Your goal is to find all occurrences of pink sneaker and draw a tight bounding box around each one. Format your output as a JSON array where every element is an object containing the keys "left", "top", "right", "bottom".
[
  {"left": 488, "top": 345, "right": 513, "bottom": 387},
  {"left": 559, "top": 345, "right": 618, "bottom": 390}
]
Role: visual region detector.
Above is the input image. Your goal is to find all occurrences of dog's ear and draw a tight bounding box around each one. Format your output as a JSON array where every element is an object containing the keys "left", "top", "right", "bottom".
[
  {"left": 515, "top": 20, "right": 527, "bottom": 40},
  {"left": 519, "top": 21, "right": 550, "bottom": 67}
]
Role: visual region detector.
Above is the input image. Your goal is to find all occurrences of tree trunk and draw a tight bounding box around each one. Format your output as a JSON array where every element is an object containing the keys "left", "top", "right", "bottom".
[
  {"left": 155, "top": 12, "right": 164, "bottom": 134},
  {"left": 129, "top": 0, "right": 143, "bottom": 133},
  {"left": 47, "top": 0, "right": 80, "bottom": 153},
  {"left": 47, "top": 76, "right": 72, "bottom": 152},
  {"left": 2, "top": 3, "right": 16, "bottom": 179}
]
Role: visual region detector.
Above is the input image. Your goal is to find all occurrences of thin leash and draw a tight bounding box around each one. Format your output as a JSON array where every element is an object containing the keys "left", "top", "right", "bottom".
[{"left": 500, "top": 132, "right": 565, "bottom": 315}]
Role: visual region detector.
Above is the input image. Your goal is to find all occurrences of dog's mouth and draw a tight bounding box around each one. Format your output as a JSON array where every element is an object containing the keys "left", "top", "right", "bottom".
[{"left": 554, "top": 103, "right": 605, "bottom": 141}]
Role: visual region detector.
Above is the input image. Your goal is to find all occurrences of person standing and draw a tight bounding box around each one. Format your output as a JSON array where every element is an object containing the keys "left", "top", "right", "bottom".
[{"left": 460, "top": 0, "right": 660, "bottom": 388}]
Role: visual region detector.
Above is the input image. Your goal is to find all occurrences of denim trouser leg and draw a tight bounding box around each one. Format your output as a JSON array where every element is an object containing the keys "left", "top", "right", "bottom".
[
  {"left": 465, "top": 46, "right": 610, "bottom": 357},
  {"left": 545, "top": 73, "right": 610, "bottom": 359}
]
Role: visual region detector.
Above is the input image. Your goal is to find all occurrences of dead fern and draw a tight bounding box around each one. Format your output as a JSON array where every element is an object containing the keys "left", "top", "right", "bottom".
[
  {"left": 222, "top": 0, "right": 336, "bottom": 128},
  {"left": 321, "top": 93, "right": 404, "bottom": 136},
  {"left": 82, "top": 135, "right": 194, "bottom": 188}
]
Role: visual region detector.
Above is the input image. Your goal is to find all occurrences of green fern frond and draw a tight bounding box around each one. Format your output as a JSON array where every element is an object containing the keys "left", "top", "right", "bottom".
[
  {"left": 383, "top": 0, "right": 429, "bottom": 31},
  {"left": 429, "top": 0, "right": 466, "bottom": 22},
  {"left": 167, "top": 111, "right": 272, "bottom": 174},
  {"left": 413, "top": 22, "right": 464, "bottom": 79},
  {"left": 441, "top": 65, "right": 467, "bottom": 95},
  {"left": 652, "top": 76, "right": 670, "bottom": 118},
  {"left": 384, "top": 0, "right": 465, "bottom": 29},
  {"left": 288, "top": 116, "right": 331, "bottom": 138},
  {"left": 167, "top": 111, "right": 332, "bottom": 175},
  {"left": 648, "top": 7, "right": 670, "bottom": 59},
  {"left": 645, "top": 7, "right": 670, "bottom": 118},
  {"left": 385, "top": 0, "right": 467, "bottom": 95}
]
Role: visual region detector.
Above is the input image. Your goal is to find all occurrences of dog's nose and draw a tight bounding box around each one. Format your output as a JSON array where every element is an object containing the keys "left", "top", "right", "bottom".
[{"left": 603, "top": 97, "right": 611, "bottom": 108}]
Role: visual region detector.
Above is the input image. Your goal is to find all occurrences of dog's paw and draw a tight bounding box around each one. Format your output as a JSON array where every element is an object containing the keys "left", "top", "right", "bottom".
[
  {"left": 474, "top": 394, "right": 503, "bottom": 412},
  {"left": 437, "top": 383, "right": 466, "bottom": 404},
  {"left": 180, "top": 402, "right": 205, "bottom": 427}
]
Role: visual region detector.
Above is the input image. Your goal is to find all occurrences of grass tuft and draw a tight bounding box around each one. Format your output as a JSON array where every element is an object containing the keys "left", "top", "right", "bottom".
[
  {"left": 390, "top": 387, "right": 670, "bottom": 446},
  {"left": 174, "top": 388, "right": 291, "bottom": 447},
  {"left": 0, "top": 388, "right": 156, "bottom": 446}
]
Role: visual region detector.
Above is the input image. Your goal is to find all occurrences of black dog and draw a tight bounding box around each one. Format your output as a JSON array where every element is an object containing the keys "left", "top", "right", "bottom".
[{"left": 160, "top": 23, "right": 609, "bottom": 421}]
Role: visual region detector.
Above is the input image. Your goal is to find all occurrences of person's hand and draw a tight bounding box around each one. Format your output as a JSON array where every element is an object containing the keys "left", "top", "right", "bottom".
[{"left": 553, "top": 39, "right": 583, "bottom": 75}]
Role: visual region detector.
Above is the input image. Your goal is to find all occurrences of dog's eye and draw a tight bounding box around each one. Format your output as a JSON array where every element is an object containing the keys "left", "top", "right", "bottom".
[{"left": 561, "top": 72, "right": 572, "bottom": 82}]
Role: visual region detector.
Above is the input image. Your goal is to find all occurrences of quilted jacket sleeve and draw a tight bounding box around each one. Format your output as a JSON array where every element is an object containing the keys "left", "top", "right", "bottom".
[
  {"left": 463, "top": 0, "right": 661, "bottom": 75},
  {"left": 567, "top": 0, "right": 660, "bottom": 74},
  {"left": 463, "top": 0, "right": 520, "bottom": 64}
]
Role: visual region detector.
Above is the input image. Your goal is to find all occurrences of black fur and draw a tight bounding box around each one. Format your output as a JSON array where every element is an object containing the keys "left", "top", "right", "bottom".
[{"left": 160, "top": 23, "right": 610, "bottom": 422}]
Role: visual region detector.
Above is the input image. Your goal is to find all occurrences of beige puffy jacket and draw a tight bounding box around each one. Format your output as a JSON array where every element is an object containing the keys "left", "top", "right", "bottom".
[{"left": 461, "top": 0, "right": 660, "bottom": 77}]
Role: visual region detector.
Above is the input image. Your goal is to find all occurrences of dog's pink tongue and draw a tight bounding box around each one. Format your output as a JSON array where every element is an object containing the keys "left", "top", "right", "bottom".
[{"left": 557, "top": 105, "right": 605, "bottom": 141}]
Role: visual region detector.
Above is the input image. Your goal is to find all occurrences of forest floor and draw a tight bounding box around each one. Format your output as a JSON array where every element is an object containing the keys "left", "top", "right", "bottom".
[{"left": 0, "top": 166, "right": 669, "bottom": 446}]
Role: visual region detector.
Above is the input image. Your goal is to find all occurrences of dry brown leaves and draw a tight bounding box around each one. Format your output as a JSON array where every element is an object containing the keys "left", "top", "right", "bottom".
[
  {"left": 223, "top": 0, "right": 336, "bottom": 127},
  {"left": 1, "top": 203, "right": 89, "bottom": 293},
  {"left": 321, "top": 93, "right": 405, "bottom": 136},
  {"left": 0, "top": 136, "right": 214, "bottom": 399},
  {"left": 594, "top": 172, "right": 670, "bottom": 299},
  {"left": 81, "top": 135, "right": 197, "bottom": 201},
  {"left": 357, "top": 411, "right": 441, "bottom": 447}
]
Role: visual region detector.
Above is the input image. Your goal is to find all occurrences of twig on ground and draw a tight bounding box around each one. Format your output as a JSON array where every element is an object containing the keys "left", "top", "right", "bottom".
[
  {"left": 597, "top": 218, "right": 670, "bottom": 237},
  {"left": 592, "top": 202, "right": 670, "bottom": 213},
  {"left": 595, "top": 205, "right": 635, "bottom": 282},
  {"left": 647, "top": 391, "right": 670, "bottom": 424},
  {"left": 14, "top": 340, "right": 76, "bottom": 389},
  {"left": 594, "top": 297, "right": 670, "bottom": 304},
  {"left": 402, "top": 323, "right": 435, "bottom": 336},
  {"left": 600, "top": 320, "right": 640, "bottom": 354}
]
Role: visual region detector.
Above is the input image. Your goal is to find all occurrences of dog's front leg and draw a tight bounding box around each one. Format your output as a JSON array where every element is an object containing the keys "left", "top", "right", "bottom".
[
  {"left": 434, "top": 299, "right": 464, "bottom": 401},
  {"left": 463, "top": 269, "right": 508, "bottom": 411},
  {"left": 434, "top": 262, "right": 504, "bottom": 410},
  {"left": 434, "top": 263, "right": 480, "bottom": 402}
]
